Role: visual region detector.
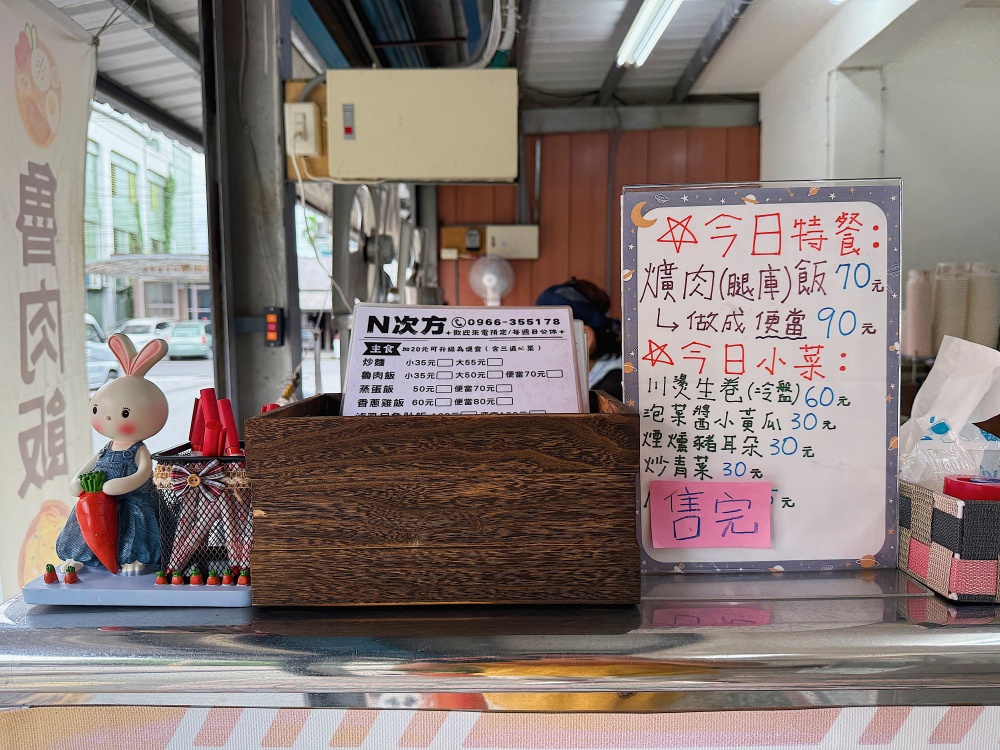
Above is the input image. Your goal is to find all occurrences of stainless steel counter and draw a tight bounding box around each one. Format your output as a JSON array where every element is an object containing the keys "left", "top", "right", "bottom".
[{"left": 4, "top": 571, "right": 1000, "bottom": 712}]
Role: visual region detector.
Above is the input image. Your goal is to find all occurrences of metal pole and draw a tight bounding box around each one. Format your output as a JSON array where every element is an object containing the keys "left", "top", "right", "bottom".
[
  {"left": 200, "top": 0, "right": 235, "bottom": 406},
  {"left": 416, "top": 185, "right": 439, "bottom": 290},
  {"left": 314, "top": 322, "right": 322, "bottom": 394},
  {"left": 331, "top": 184, "right": 356, "bottom": 391},
  {"left": 201, "top": 0, "right": 300, "bottom": 425}
]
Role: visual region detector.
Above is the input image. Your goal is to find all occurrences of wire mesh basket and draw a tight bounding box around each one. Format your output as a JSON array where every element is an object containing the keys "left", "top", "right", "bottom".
[{"left": 151, "top": 443, "right": 252, "bottom": 579}]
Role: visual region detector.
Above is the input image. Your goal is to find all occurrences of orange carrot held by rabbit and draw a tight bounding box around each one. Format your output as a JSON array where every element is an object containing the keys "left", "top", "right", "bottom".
[
  {"left": 76, "top": 470, "right": 119, "bottom": 573},
  {"left": 56, "top": 334, "right": 169, "bottom": 575}
]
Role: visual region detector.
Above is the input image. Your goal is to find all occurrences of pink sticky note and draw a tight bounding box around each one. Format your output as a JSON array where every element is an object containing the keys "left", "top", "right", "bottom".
[{"left": 649, "top": 480, "right": 772, "bottom": 549}]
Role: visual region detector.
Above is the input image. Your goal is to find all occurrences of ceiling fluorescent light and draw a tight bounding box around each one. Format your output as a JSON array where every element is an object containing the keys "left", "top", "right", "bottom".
[
  {"left": 616, "top": 0, "right": 684, "bottom": 67},
  {"left": 616, "top": 0, "right": 666, "bottom": 66}
]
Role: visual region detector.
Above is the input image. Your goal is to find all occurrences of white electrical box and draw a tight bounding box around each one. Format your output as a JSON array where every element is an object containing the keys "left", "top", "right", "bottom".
[
  {"left": 486, "top": 225, "right": 539, "bottom": 260},
  {"left": 326, "top": 69, "right": 518, "bottom": 182}
]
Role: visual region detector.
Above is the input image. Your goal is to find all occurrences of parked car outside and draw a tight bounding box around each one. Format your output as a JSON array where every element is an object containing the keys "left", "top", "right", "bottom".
[
  {"left": 115, "top": 317, "right": 175, "bottom": 349},
  {"left": 169, "top": 320, "right": 213, "bottom": 359},
  {"left": 85, "top": 314, "right": 119, "bottom": 390}
]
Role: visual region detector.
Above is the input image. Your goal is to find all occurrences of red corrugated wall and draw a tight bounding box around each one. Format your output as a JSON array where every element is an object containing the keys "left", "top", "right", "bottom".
[{"left": 437, "top": 125, "right": 760, "bottom": 315}]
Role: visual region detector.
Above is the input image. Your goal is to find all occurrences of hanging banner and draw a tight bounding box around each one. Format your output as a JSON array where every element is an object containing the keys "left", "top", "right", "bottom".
[
  {"left": 0, "top": 0, "right": 95, "bottom": 598},
  {"left": 623, "top": 181, "right": 901, "bottom": 573}
]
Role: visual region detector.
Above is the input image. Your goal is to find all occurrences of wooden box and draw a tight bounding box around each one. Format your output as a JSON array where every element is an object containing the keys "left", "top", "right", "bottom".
[{"left": 244, "top": 392, "right": 640, "bottom": 606}]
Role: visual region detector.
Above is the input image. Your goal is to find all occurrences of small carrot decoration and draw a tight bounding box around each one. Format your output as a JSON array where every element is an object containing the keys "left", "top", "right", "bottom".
[
  {"left": 221, "top": 567, "right": 234, "bottom": 585},
  {"left": 43, "top": 564, "right": 57, "bottom": 584},
  {"left": 189, "top": 567, "right": 204, "bottom": 586},
  {"left": 171, "top": 571, "right": 185, "bottom": 585},
  {"left": 76, "top": 471, "right": 119, "bottom": 574},
  {"left": 155, "top": 571, "right": 168, "bottom": 585},
  {"left": 237, "top": 569, "right": 250, "bottom": 586},
  {"left": 63, "top": 565, "right": 79, "bottom": 584},
  {"left": 206, "top": 570, "right": 220, "bottom": 586}
]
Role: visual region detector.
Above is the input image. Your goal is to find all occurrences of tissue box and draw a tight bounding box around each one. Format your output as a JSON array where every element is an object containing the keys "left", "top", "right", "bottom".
[{"left": 899, "top": 480, "right": 1000, "bottom": 602}]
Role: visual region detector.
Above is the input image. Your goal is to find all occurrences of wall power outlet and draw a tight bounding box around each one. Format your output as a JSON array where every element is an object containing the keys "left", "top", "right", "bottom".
[{"left": 283, "top": 102, "right": 320, "bottom": 157}]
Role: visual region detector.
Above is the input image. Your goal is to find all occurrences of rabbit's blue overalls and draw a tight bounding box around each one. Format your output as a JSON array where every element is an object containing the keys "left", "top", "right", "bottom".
[{"left": 56, "top": 441, "right": 161, "bottom": 568}]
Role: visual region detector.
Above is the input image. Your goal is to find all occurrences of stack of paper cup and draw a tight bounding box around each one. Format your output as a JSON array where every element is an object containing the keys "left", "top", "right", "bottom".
[
  {"left": 932, "top": 262, "right": 969, "bottom": 356},
  {"left": 966, "top": 262, "right": 1000, "bottom": 350},
  {"left": 903, "top": 269, "right": 933, "bottom": 359}
]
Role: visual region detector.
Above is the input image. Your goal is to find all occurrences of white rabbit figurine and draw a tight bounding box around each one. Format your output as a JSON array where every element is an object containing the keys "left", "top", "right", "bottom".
[{"left": 56, "top": 334, "right": 169, "bottom": 575}]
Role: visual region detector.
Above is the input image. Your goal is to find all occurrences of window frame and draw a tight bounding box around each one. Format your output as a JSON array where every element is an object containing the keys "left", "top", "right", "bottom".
[{"left": 144, "top": 281, "right": 177, "bottom": 319}]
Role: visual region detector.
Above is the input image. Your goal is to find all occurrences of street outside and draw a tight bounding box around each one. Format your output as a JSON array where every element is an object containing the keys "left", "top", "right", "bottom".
[{"left": 89, "top": 351, "right": 341, "bottom": 455}]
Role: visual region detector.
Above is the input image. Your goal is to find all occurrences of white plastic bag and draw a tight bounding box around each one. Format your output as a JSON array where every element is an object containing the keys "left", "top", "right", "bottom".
[{"left": 898, "top": 335, "right": 1000, "bottom": 491}]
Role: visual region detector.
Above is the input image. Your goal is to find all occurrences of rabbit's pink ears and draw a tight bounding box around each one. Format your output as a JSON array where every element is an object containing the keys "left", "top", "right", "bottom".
[{"left": 108, "top": 334, "right": 168, "bottom": 377}]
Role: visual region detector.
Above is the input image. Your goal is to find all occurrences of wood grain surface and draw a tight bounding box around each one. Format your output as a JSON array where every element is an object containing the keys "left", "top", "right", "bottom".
[
  {"left": 251, "top": 545, "right": 640, "bottom": 607},
  {"left": 252, "top": 472, "right": 637, "bottom": 549},
  {"left": 246, "top": 392, "right": 640, "bottom": 606},
  {"left": 248, "top": 420, "right": 636, "bottom": 478},
  {"left": 593, "top": 390, "right": 632, "bottom": 415}
]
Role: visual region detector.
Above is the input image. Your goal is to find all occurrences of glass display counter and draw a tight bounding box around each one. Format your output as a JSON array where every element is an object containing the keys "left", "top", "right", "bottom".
[{"left": 3, "top": 571, "right": 1000, "bottom": 712}]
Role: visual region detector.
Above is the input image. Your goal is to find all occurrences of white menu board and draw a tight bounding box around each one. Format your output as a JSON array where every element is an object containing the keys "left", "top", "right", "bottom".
[
  {"left": 622, "top": 181, "right": 901, "bottom": 573},
  {"left": 343, "top": 304, "right": 584, "bottom": 415}
]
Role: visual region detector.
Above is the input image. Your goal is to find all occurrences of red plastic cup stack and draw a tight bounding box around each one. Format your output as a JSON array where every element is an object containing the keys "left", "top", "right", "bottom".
[
  {"left": 219, "top": 398, "right": 242, "bottom": 456},
  {"left": 189, "top": 397, "right": 204, "bottom": 452},
  {"left": 187, "top": 388, "right": 245, "bottom": 457}
]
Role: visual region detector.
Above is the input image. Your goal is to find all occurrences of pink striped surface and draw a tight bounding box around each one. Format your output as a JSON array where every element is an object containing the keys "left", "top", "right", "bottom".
[
  {"left": 261, "top": 708, "right": 310, "bottom": 748},
  {"left": 4, "top": 704, "right": 1000, "bottom": 748},
  {"left": 193, "top": 707, "right": 244, "bottom": 748},
  {"left": 329, "top": 709, "right": 379, "bottom": 747},
  {"left": 928, "top": 706, "right": 984, "bottom": 745},
  {"left": 857, "top": 706, "right": 911, "bottom": 745},
  {"left": 463, "top": 710, "right": 839, "bottom": 747},
  {"left": 398, "top": 711, "right": 449, "bottom": 747}
]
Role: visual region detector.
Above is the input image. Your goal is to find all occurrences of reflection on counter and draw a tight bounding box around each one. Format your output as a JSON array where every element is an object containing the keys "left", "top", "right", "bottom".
[
  {"left": 638, "top": 571, "right": 933, "bottom": 632},
  {"left": 5, "top": 569, "right": 1000, "bottom": 713},
  {"left": 641, "top": 569, "right": 930, "bottom": 601},
  {"left": 896, "top": 589, "right": 1000, "bottom": 626},
  {"left": 254, "top": 604, "right": 640, "bottom": 638}
]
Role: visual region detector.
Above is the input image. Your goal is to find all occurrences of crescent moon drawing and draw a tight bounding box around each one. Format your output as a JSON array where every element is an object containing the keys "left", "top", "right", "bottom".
[{"left": 631, "top": 201, "right": 657, "bottom": 228}]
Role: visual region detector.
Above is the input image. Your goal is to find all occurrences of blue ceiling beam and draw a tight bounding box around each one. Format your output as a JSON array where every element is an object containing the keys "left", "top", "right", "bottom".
[
  {"left": 292, "top": 0, "right": 350, "bottom": 68},
  {"left": 460, "top": 0, "right": 481, "bottom": 56},
  {"left": 358, "top": 0, "right": 420, "bottom": 67}
]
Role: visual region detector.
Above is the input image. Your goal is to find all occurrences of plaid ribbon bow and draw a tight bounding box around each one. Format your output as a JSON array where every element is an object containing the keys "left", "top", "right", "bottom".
[{"left": 169, "top": 460, "right": 226, "bottom": 500}]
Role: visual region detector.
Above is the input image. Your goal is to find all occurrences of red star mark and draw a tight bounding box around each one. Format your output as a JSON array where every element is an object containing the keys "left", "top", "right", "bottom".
[
  {"left": 641, "top": 339, "right": 674, "bottom": 367},
  {"left": 657, "top": 215, "right": 698, "bottom": 253}
]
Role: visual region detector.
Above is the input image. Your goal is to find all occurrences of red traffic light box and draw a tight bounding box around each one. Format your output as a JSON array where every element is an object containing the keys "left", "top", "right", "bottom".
[{"left": 264, "top": 307, "right": 284, "bottom": 347}]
